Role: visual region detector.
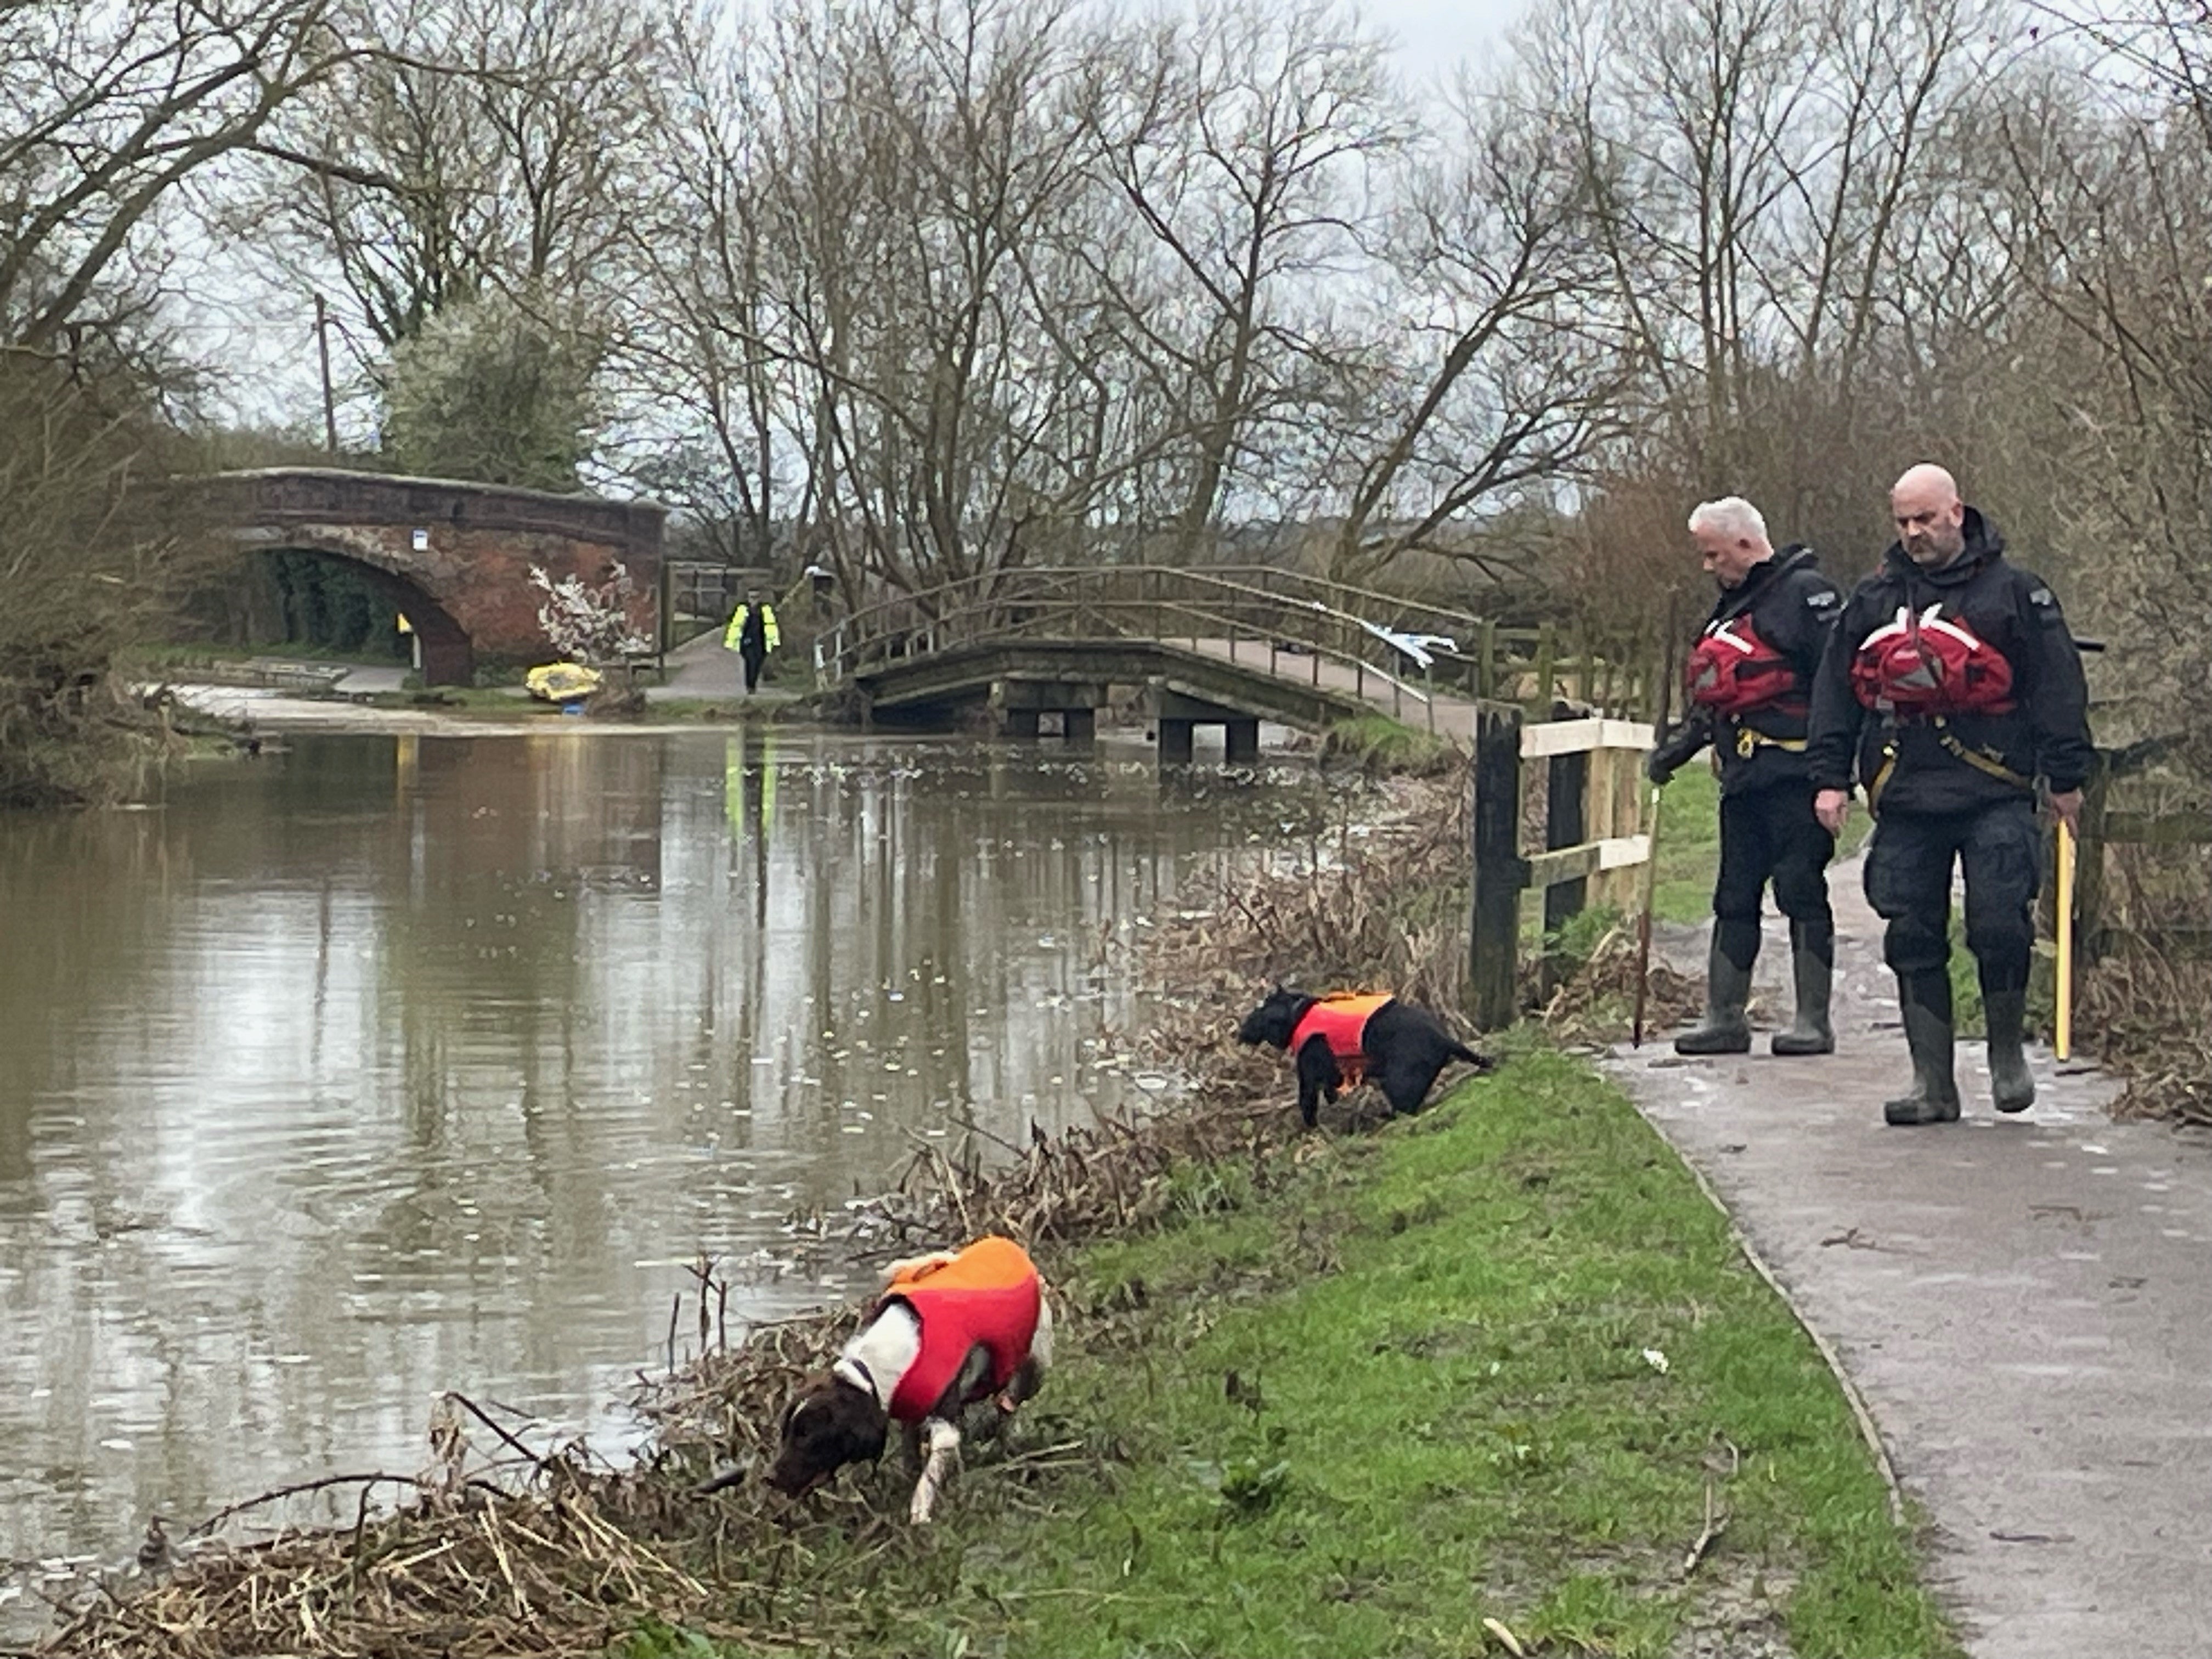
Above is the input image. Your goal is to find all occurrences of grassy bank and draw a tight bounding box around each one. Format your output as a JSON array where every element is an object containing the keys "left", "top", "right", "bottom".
[
  {"left": 1321, "top": 713, "right": 1462, "bottom": 776},
  {"left": 39, "top": 776, "right": 1952, "bottom": 1659},
  {"left": 1649, "top": 766, "right": 1874, "bottom": 928},
  {"left": 630, "top": 1046, "right": 1953, "bottom": 1659}
]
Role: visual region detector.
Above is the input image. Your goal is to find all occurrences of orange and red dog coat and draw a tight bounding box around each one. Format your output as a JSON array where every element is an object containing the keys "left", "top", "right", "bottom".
[{"left": 880, "top": 1237, "right": 1043, "bottom": 1423}]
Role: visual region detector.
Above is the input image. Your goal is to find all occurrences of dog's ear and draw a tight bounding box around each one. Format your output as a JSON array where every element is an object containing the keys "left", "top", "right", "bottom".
[{"left": 778, "top": 1370, "right": 832, "bottom": 1436}]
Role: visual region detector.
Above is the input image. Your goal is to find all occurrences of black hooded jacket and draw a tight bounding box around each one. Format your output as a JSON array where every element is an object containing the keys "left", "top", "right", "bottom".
[
  {"left": 1804, "top": 509, "right": 2094, "bottom": 816},
  {"left": 1654, "top": 544, "right": 1841, "bottom": 797}
]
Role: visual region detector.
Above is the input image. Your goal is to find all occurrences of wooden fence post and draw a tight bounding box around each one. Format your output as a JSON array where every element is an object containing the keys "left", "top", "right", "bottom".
[
  {"left": 2074, "top": 753, "right": 2112, "bottom": 962},
  {"left": 1469, "top": 700, "right": 1527, "bottom": 1029},
  {"left": 1543, "top": 707, "right": 1588, "bottom": 942}
]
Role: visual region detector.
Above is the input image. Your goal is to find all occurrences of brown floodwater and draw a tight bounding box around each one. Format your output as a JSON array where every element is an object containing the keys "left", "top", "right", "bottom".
[{"left": 0, "top": 727, "right": 1321, "bottom": 1622}]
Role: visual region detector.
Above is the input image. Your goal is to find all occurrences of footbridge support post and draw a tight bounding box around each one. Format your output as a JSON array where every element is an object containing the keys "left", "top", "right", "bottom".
[{"left": 994, "top": 678, "right": 1104, "bottom": 745}]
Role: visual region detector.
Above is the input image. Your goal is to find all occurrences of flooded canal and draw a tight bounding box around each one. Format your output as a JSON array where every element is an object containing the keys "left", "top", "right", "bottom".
[{"left": 0, "top": 727, "right": 1319, "bottom": 1615}]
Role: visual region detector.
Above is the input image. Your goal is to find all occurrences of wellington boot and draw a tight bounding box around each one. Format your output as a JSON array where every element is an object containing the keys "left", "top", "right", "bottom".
[
  {"left": 1984, "top": 989, "right": 2036, "bottom": 1113},
  {"left": 1674, "top": 926, "right": 1754, "bottom": 1056},
  {"left": 1770, "top": 922, "right": 1835, "bottom": 1057},
  {"left": 1883, "top": 971, "right": 1961, "bottom": 1125}
]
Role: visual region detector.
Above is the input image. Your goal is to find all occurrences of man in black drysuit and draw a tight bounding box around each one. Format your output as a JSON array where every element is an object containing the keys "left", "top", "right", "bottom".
[
  {"left": 1649, "top": 496, "right": 1843, "bottom": 1056},
  {"left": 1805, "top": 464, "right": 2093, "bottom": 1124}
]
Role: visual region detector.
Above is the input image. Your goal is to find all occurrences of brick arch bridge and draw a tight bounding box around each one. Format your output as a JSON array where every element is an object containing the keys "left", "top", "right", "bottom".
[{"left": 206, "top": 468, "right": 665, "bottom": 686}]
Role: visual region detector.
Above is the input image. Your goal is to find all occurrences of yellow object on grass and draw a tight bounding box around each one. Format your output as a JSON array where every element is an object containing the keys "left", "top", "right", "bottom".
[{"left": 524, "top": 662, "right": 602, "bottom": 703}]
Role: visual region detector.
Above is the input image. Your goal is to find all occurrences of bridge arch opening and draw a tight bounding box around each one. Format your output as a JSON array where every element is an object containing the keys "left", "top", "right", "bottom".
[{"left": 258, "top": 542, "right": 476, "bottom": 686}]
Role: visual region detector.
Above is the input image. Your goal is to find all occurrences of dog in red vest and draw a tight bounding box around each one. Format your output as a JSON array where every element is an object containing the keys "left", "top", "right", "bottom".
[
  {"left": 1237, "top": 985, "right": 1490, "bottom": 1128},
  {"left": 766, "top": 1236, "right": 1051, "bottom": 1522}
]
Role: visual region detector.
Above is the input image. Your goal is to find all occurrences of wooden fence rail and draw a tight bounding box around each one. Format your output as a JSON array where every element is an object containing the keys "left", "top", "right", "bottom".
[
  {"left": 2072, "top": 749, "right": 2211, "bottom": 962},
  {"left": 1468, "top": 701, "right": 1655, "bottom": 1028}
]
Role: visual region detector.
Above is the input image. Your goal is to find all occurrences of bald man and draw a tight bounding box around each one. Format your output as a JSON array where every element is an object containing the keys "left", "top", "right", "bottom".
[{"left": 1804, "top": 465, "right": 2092, "bottom": 1125}]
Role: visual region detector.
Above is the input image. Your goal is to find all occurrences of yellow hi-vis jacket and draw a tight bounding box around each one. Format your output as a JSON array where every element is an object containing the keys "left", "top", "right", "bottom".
[{"left": 723, "top": 602, "right": 780, "bottom": 654}]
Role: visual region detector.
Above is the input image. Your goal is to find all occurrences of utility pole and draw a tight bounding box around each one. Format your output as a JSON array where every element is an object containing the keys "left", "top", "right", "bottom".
[{"left": 314, "top": 293, "right": 338, "bottom": 454}]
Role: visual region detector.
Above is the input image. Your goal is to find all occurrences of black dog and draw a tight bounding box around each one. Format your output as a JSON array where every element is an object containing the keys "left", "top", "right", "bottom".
[{"left": 1237, "top": 986, "right": 1489, "bottom": 1128}]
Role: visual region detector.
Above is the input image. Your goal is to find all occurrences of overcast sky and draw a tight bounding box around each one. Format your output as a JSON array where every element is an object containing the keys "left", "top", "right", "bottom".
[{"left": 1370, "top": 0, "right": 1533, "bottom": 89}]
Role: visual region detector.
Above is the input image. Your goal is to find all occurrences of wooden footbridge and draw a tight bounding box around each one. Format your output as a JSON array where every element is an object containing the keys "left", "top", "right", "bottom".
[{"left": 814, "top": 565, "right": 1629, "bottom": 760}]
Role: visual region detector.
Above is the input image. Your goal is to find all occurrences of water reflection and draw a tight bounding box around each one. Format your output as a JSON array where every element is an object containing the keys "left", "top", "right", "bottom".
[{"left": 0, "top": 729, "right": 1316, "bottom": 1606}]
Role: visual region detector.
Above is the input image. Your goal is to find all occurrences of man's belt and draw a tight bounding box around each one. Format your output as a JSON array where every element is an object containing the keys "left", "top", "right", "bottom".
[
  {"left": 1866, "top": 718, "right": 2033, "bottom": 811},
  {"left": 1733, "top": 725, "right": 1808, "bottom": 759},
  {"left": 1932, "top": 719, "right": 2032, "bottom": 790}
]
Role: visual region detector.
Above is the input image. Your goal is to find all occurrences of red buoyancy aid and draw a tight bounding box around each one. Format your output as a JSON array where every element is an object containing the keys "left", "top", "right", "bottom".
[
  {"left": 1288, "top": 994, "right": 1393, "bottom": 1087},
  {"left": 1850, "top": 603, "right": 2015, "bottom": 716},
  {"left": 1683, "top": 617, "right": 1804, "bottom": 717},
  {"left": 882, "top": 1237, "right": 1042, "bottom": 1423}
]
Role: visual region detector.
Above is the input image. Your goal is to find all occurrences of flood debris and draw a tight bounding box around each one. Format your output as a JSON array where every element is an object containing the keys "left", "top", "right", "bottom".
[
  {"left": 33, "top": 771, "right": 1544, "bottom": 1657},
  {"left": 2080, "top": 950, "right": 2212, "bottom": 1126},
  {"left": 1537, "top": 918, "right": 1703, "bottom": 1045}
]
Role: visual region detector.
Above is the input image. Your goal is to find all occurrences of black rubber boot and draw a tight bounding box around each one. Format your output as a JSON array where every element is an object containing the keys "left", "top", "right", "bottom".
[
  {"left": 1675, "top": 920, "right": 1757, "bottom": 1056},
  {"left": 1884, "top": 970, "right": 1961, "bottom": 1125},
  {"left": 1984, "top": 989, "right": 2036, "bottom": 1113},
  {"left": 1770, "top": 919, "right": 1835, "bottom": 1057}
]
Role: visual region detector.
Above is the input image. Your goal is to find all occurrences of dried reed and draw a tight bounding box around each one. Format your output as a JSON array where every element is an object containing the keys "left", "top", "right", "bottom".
[{"left": 35, "top": 771, "right": 1556, "bottom": 1657}]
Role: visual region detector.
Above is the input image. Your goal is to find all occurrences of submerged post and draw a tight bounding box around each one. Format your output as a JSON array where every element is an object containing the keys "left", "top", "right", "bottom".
[{"left": 1469, "top": 699, "right": 1526, "bottom": 1029}]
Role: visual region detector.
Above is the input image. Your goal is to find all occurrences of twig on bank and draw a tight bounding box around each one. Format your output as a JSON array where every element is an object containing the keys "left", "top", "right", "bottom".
[
  {"left": 183, "top": 1472, "right": 421, "bottom": 1539},
  {"left": 1681, "top": 1477, "right": 1728, "bottom": 1578}
]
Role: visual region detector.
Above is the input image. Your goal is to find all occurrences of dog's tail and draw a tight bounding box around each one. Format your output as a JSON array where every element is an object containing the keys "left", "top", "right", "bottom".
[{"left": 1450, "top": 1042, "right": 1494, "bottom": 1071}]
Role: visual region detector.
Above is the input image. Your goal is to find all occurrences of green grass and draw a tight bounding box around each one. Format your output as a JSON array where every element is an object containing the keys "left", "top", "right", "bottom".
[
  {"left": 1651, "top": 767, "right": 1725, "bottom": 925},
  {"left": 652, "top": 1047, "right": 1957, "bottom": 1659},
  {"left": 1652, "top": 768, "right": 1875, "bottom": 926},
  {"left": 127, "top": 639, "right": 409, "bottom": 670},
  {"left": 1322, "top": 714, "right": 1459, "bottom": 776}
]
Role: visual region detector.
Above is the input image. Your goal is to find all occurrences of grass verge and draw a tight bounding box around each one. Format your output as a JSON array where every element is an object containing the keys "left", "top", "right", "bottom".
[
  {"left": 40, "top": 777, "right": 1951, "bottom": 1659},
  {"left": 1321, "top": 713, "right": 1462, "bottom": 776},
  {"left": 639, "top": 1046, "right": 1956, "bottom": 1659},
  {"left": 126, "top": 640, "right": 410, "bottom": 672},
  {"left": 1651, "top": 768, "right": 1874, "bottom": 926}
]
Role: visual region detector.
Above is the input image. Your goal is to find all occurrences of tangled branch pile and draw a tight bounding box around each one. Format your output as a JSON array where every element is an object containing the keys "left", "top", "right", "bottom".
[
  {"left": 2090, "top": 956, "right": 2212, "bottom": 1127},
  {"left": 0, "top": 354, "right": 218, "bottom": 807},
  {"left": 1536, "top": 921, "right": 1704, "bottom": 1045},
  {"left": 38, "top": 771, "right": 1506, "bottom": 1656}
]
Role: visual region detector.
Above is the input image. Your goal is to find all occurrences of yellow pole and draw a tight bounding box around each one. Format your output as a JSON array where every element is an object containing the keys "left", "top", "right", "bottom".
[{"left": 2055, "top": 819, "right": 2075, "bottom": 1061}]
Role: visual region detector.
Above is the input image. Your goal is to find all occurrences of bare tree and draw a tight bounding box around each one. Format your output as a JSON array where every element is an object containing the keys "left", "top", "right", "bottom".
[
  {"left": 1976, "top": 38, "right": 2212, "bottom": 753},
  {"left": 710, "top": 0, "right": 1141, "bottom": 602},
  {"left": 1325, "top": 80, "right": 1632, "bottom": 582},
  {"left": 230, "top": 0, "right": 666, "bottom": 351},
  {"left": 0, "top": 0, "right": 356, "bottom": 804},
  {"left": 1, "top": 1, "right": 348, "bottom": 352},
  {"left": 1091, "top": 0, "right": 1409, "bottom": 558}
]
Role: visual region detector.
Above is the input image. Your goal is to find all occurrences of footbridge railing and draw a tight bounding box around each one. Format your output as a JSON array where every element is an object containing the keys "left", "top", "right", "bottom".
[{"left": 816, "top": 564, "right": 1533, "bottom": 730}]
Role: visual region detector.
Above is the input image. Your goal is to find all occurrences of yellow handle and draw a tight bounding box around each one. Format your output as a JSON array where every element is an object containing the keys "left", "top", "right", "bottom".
[{"left": 2055, "top": 819, "right": 2075, "bottom": 1062}]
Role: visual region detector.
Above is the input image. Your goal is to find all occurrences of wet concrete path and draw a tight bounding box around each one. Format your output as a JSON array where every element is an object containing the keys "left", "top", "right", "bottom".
[{"left": 1608, "top": 852, "right": 2212, "bottom": 1659}]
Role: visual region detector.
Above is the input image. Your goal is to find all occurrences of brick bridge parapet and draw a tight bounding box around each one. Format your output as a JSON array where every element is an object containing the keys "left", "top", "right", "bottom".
[{"left": 206, "top": 467, "right": 666, "bottom": 686}]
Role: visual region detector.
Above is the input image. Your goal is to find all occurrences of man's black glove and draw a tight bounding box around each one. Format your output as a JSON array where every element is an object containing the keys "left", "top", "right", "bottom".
[{"left": 1645, "top": 715, "right": 1711, "bottom": 786}]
